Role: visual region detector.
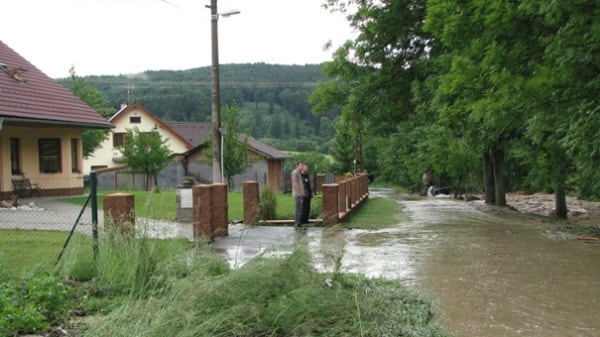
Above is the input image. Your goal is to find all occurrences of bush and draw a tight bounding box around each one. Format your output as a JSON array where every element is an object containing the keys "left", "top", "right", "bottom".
[
  {"left": 258, "top": 185, "right": 277, "bottom": 221},
  {"left": 0, "top": 274, "right": 72, "bottom": 336}
]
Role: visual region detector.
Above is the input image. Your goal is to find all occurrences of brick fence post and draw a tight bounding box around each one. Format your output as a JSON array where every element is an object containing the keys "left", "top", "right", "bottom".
[
  {"left": 103, "top": 193, "right": 135, "bottom": 237},
  {"left": 322, "top": 184, "right": 339, "bottom": 225},
  {"left": 243, "top": 181, "right": 259, "bottom": 225},
  {"left": 338, "top": 180, "right": 347, "bottom": 214},
  {"left": 316, "top": 174, "right": 326, "bottom": 193},
  {"left": 193, "top": 184, "right": 214, "bottom": 240},
  {"left": 213, "top": 183, "right": 228, "bottom": 237}
]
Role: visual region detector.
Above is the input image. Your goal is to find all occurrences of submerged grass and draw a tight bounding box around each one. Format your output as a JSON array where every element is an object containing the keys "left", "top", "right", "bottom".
[{"left": 344, "top": 197, "right": 406, "bottom": 230}]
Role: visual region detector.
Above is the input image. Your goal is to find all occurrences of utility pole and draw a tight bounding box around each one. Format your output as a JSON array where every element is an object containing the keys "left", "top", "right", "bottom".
[{"left": 209, "top": 0, "right": 222, "bottom": 183}]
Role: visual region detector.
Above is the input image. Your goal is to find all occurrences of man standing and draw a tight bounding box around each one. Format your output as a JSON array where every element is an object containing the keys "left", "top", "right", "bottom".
[
  {"left": 300, "top": 163, "right": 312, "bottom": 225},
  {"left": 291, "top": 161, "right": 304, "bottom": 227}
]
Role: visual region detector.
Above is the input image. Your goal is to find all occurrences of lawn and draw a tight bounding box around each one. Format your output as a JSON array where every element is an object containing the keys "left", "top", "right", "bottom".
[
  {"left": 61, "top": 189, "right": 296, "bottom": 221},
  {"left": 0, "top": 230, "right": 84, "bottom": 278}
]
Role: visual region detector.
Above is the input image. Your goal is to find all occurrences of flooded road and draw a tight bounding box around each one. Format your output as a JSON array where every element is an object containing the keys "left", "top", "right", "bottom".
[{"left": 334, "top": 189, "right": 600, "bottom": 337}]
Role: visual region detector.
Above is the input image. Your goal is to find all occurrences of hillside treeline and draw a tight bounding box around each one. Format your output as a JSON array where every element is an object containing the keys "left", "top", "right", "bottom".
[{"left": 58, "top": 63, "right": 339, "bottom": 152}]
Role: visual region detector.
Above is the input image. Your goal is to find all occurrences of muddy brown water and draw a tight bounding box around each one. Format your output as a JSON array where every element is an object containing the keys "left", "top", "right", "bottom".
[{"left": 335, "top": 188, "right": 600, "bottom": 337}]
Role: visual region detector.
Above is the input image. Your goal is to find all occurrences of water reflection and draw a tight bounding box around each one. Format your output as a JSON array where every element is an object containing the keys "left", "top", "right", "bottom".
[{"left": 359, "top": 188, "right": 600, "bottom": 337}]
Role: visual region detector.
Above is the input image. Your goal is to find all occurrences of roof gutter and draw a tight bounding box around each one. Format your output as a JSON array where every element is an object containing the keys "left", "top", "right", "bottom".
[{"left": 0, "top": 116, "right": 113, "bottom": 129}]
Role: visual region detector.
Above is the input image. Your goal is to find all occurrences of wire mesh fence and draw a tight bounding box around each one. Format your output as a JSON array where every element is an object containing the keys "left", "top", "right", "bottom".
[
  {"left": 0, "top": 174, "right": 99, "bottom": 275},
  {"left": 1, "top": 176, "right": 95, "bottom": 232}
]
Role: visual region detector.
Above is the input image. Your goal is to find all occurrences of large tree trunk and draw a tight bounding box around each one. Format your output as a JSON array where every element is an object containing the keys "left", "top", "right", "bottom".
[
  {"left": 555, "top": 182, "right": 568, "bottom": 219},
  {"left": 492, "top": 147, "right": 507, "bottom": 207},
  {"left": 483, "top": 150, "right": 496, "bottom": 204}
]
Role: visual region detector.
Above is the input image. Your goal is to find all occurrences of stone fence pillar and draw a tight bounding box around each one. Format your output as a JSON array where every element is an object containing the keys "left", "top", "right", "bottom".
[
  {"left": 322, "top": 184, "right": 339, "bottom": 225},
  {"left": 243, "top": 181, "right": 259, "bottom": 225},
  {"left": 192, "top": 183, "right": 229, "bottom": 240},
  {"left": 213, "top": 183, "right": 228, "bottom": 237},
  {"left": 338, "top": 180, "right": 347, "bottom": 214},
  {"left": 103, "top": 193, "right": 135, "bottom": 237},
  {"left": 316, "top": 174, "right": 326, "bottom": 193},
  {"left": 193, "top": 184, "right": 214, "bottom": 240}
]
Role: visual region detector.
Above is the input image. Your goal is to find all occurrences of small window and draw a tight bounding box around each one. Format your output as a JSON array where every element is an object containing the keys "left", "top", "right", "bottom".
[
  {"left": 130, "top": 116, "right": 141, "bottom": 124},
  {"left": 10, "top": 138, "right": 21, "bottom": 175},
  {"left": 71, "top": 138, "right": 80, "bottom": 173},
  {"left": 113, "top": 132, "right": 126, "bottom": 147},
  {"left": 39, "top": 138, "right": 62, "bottom": 173}
]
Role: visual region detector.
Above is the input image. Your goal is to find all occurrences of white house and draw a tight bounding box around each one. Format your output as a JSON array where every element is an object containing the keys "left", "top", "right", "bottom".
[{"left": 83, "top": 102, "right": 192, "bottom": 174}]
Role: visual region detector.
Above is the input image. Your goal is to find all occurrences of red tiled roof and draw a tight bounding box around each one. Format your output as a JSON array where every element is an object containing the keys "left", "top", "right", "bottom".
[{"left": 0, "top": 40, "right": 112, "bottom": 128}]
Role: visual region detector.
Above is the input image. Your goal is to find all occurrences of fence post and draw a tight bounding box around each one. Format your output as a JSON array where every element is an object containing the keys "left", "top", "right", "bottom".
[
  {"left": 213, "top": 183, "right": 228, "bottom": 237},
  {"left": 243, "top": 181, "right": 259, "bottom": 225},
  {"left": 322, "top": 183, "right": 339, "bottom": 225},
  {"left": 90, "top": 171, "right": 99, "bottom": 260},
  {"left": 103, "top": 193, "right": 135, "bottom": 237},
  {"left": 193, "top": 184, "right": 214, "bottom": 240}
]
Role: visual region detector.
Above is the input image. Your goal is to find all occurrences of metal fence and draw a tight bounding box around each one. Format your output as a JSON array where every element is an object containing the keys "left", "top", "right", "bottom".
[{"left": 0, "top": 174, "right": 99, "bottom": 273}]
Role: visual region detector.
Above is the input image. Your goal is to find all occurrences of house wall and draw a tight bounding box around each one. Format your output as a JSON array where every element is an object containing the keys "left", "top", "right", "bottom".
[
  {"left": 83, "top": 106, "right": 189, "bottom": 174},
  {"left": 0, "top": 125, "right": 84, "bottom": 197}
]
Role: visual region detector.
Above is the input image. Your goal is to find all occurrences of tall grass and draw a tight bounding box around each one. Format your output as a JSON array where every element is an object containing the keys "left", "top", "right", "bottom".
[{"left": 81, "top": 244, "right": 449, "bottom": 337}]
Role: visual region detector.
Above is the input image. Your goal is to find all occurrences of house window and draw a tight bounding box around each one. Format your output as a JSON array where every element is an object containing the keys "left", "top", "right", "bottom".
[
  {"left": 113, "top": 132, "right": 126, "bottom": 147},
  {"left": 39, "top": 138, "right": 61, "bottom": 173},
  {"left": 10, "top": 138, "right": 21, "bottom": 175},
  {"left": 130, "top": 116, "right": 141, "bottom": 124},
  {"left": 71, "top": 138, "right": 80, "bottom": 173}
]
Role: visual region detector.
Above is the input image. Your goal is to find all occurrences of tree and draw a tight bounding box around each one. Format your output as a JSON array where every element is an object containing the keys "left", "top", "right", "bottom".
[
  {"left": 329, "top": 117, "right": 355, "bottom": 174},
  {"left": 222, "top": 104, "right": 251, "bottom": 189},
  {"left": 67, "top": 67, "right": 113, "bottom": 158},
  {"left": 121, "top": 127, "right": 172, "bottom": 191},
  {"left": 424, "top": 0, "right": 549, "bottom": 206}
]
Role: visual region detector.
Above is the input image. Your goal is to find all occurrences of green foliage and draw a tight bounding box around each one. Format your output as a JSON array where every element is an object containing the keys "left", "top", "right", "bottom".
[
  {"left": 0, "top": 274, "right": 72, "bottom": 336},
  {"left": 330, "top": 117, "right": 355, "bottom": 174},
  {"left": 318, "top": 0, "right": 600, "bottom": 205},
  {"left": 221, "top": 103, "right": 251, "bottom": 188},
  {"left": 258, "top": 185, "right": 277, "bottom": 221},
  {"left": 67, "top": 67, "right": 113, "bottom": 158},
  {"left": 121, "top": 127, "right": 172, "bottom": 191}
]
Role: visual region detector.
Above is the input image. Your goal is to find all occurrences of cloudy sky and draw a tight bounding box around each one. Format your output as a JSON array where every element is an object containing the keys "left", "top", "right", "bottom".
[{"left": 2, "top": 0, "right": 356, "bottom": 78}]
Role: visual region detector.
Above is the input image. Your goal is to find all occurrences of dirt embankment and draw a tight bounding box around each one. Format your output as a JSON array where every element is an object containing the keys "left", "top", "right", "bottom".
[{"left": 498, "top": 193, "right": 600, "bottom": 242}]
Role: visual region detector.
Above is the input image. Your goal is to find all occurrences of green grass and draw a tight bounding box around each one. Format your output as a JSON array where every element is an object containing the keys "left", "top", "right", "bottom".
[
  {"left": 61, "top": 190, "right": 296, "bottom": 221},
  {"left": 1, "top": 209, "right": 450, "bottom": 337},
  {"left": 344, "top": 197, "right": 406, "bottom": 230},
  {"left": 0, "top": 230, "right": 75, "bottom": 278}
]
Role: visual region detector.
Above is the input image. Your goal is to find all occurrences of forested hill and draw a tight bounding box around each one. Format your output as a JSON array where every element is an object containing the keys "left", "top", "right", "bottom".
[{"left": 58, "top": 63, "right": 338, "bottom": 152}]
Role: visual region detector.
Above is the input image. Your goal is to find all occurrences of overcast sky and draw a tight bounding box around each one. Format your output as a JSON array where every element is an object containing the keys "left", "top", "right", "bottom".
[{"left": 2, "top": 0, "right": 356, "bottom": 78}]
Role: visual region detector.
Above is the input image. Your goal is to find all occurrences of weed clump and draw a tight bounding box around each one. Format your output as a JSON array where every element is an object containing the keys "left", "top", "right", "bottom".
[{"left": 258, "top": 184, "right": 278, "bottom": 221}]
